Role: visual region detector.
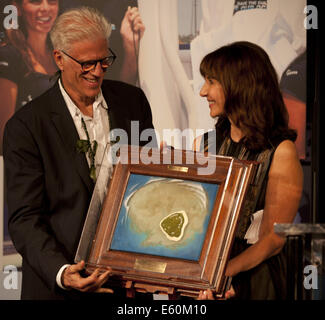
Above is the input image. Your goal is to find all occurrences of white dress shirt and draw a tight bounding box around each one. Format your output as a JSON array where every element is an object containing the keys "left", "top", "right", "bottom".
[
  {"left": 59, "top": 79, "right": 111, "bottom": 177},
  {"left": 56, "top": 79, "right": 112, "bottom": 289}
]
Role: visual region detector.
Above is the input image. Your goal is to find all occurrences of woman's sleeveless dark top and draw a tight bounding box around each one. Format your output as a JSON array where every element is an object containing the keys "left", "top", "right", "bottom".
[
  {"left": 200, "top": 120, "right": 287, "bottom": 300},
  {"left": 201, "top": 127, "right": 275, "bottom": 239}
]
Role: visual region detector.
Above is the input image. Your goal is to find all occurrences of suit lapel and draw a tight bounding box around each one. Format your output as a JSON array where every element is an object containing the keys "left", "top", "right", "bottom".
[
  {"left": 102, "top": 83, "right": 131, "bottom": 141},
  {"left": 48, "top": 82, "right": 94, "bottom": 194}
]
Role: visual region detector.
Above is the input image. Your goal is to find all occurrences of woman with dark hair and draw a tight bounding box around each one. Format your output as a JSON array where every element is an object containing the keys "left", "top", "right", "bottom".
[
  {"left": 196, "top": 41, "right": 303, "bottom": 300},
  {"left": 0, "top": 0, "right": 59, "bottom": 154}
]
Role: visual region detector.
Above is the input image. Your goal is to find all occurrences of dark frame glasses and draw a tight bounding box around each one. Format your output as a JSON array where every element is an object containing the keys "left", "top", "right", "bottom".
[{"left": 61, "top": 48, "right": 116, "bottom": 72}]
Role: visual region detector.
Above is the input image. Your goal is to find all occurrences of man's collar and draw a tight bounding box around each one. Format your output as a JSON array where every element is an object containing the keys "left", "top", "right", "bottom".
[
  {"left": 58, "top": 78, "right": 107, "bottom": 117},
  {"left": 93, "top": 90, "right": 107, "bottom": 110}
]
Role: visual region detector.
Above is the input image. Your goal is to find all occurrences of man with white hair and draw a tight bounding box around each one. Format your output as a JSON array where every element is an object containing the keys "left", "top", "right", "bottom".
[{"left": 3, "top": 6, "right": 156, "bottom": 300}]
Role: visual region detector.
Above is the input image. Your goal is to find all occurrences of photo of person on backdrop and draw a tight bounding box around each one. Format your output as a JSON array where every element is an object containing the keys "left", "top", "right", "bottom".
[
  {"left": 280, "top": 50, "right": 307, "bottom": 160},
  {"left": 194, "top": 42, "right": 303, "bottom": 300},
  {"left": 0, "top": 0, "right": 59, "bottom": 155}
]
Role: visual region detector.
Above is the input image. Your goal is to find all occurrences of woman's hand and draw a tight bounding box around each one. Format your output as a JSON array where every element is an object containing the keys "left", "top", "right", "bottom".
[
  {"left": 198, "top": 287, "right": 235, "bottom": 300},
  {"left": 198, "top": 289, "right": 215, "bottom": 300},
  {"left": 119, "top": 6, "right": 145, "bottom": 84},
  {"left": 120, "top": 6, "right": 145, "bottom": 51}
]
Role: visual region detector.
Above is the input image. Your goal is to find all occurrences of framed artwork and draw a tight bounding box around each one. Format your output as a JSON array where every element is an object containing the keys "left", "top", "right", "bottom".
[{"left": 77, "top": 146, "right": 258, "bottom": 298}]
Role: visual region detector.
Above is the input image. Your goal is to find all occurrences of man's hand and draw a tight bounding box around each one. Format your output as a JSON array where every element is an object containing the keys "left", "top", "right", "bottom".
[
  {"left": 120, "top": 6, "right": 145, "bottom": 50},
  {"left": 62, "top": 260, "right": 113, "bottom": 293}
]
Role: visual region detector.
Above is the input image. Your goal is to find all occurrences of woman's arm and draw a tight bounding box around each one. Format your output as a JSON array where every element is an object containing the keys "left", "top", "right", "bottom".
[
  {"left": 225, "top": 140, "right": 303, "bottom": 276},
  {"left": 119, "top": 7, "right": 145, "bottom": 84},
  {"left": 0, "top": 78, "right": 17, "bottom": 154}
]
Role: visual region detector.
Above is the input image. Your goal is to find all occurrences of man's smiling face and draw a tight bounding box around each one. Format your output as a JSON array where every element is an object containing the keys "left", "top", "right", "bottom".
[{"left": 57, "top": 38, "right": 109, "bottom": 106}]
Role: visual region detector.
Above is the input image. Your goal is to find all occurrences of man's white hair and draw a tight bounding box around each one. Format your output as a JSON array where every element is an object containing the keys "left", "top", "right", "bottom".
[{"left": 50, "top": 6, "right": 112, "bottom": 52}]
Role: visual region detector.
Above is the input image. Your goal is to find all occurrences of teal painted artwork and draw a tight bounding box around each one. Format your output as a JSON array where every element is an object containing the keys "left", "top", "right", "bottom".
[{"left": 110, "top": 174, "right": 219, "bottom": 261}]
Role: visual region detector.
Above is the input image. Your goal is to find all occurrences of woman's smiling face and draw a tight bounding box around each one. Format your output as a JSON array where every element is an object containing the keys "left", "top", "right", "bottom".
[
  {"left": 19, "top": 0, "right": 59, "bottom": 34},
  {"left": 200, "top": 77, "right": 226, "bottom": 118}
]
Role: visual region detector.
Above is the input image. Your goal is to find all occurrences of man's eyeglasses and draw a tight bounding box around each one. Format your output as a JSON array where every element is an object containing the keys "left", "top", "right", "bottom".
[{"left": 61, "top": 48, "right": 116, "bottom": 72}]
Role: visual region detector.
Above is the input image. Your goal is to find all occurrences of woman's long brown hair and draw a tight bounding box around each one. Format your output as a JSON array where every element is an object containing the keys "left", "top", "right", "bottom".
[
  {"left": 5, "top": 0, "right": 59, "bottom": 75},
  {"left": 200, "top": 41, "right": 297, "bottom": 151}
]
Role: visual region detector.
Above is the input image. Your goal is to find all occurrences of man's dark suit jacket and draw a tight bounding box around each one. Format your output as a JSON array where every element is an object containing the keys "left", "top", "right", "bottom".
[{"left": 3, "top": 79, "right": 156, "bottom": 300}]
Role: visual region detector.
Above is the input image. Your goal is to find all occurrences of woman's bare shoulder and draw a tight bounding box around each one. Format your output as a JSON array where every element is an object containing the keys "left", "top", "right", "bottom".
[
  {"left": 269, "top": 139, "right": 303, "bottom": 182},
  {"left": 273, "top": 140, "right": 300, "bottom": 161}
]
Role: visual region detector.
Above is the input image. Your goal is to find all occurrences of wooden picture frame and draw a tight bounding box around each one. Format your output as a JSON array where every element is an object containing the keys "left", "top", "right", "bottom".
[{"left": 81, "top": 146, "right": 258, "bottom": 298}]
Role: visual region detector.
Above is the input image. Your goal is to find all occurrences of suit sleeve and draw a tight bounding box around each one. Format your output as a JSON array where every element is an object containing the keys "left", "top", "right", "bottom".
[{"left": 3, "top": 116, "right": 70, "bottom": 292}]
